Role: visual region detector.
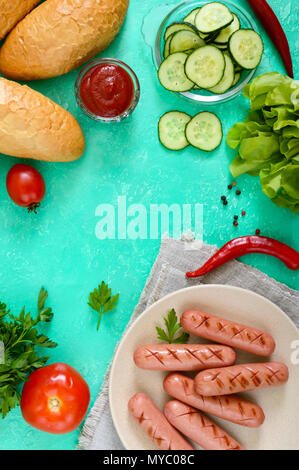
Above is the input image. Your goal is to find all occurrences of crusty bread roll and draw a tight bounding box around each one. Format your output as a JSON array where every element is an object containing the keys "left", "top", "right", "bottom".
[
  {"left": 0, "top": 0, "right": 40, "bottom": 40},
  {"left": 0, "top": 0, "right": 130, "bottom": 80},
  {"left": 0, "top": 78, "right": 85, "bottom": 162}
]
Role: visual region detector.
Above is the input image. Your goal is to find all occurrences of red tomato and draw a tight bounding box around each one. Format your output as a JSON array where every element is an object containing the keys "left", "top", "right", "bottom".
[
  {"left": 6, "top": 163, "right": 46, "bottom": 213},
  {"left": 20, "top": 363, "right": 90, "bottom": 434}
]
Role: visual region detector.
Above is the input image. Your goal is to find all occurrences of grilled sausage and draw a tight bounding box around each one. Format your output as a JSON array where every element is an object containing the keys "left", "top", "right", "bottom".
[
  {"left": 195, "top": 362, "right": 289, "bottom": 396},
  {"left": 163, "top": 373, "right": 265, "bottom": 427},
  {"left": 181, "top": 310, "right": 275, "bottom": 356},
  {"left": 133, "top": 344, "right": 236, "bottom": 371},
  {"left": 128, "top": 393, "right": 193, "bottom": 450},
  {"left": 164, "top": 400, "right": 244, "bottom": 450}
]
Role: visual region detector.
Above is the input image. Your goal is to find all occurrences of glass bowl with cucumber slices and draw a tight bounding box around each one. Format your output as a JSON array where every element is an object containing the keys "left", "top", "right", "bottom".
[{"left": 155, "top": 1, "right": 263, "bottom": 104}]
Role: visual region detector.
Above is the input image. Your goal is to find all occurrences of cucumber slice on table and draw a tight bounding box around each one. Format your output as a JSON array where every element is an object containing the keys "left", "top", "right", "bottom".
[
  {"left": 185, "top": 112, "right": 223, "bottom": 151},
  {"left": 185, "top": 45, "right": 225, "bottom": 88},
  {"left": 164, "top": 22, "right": 197, "bottom": 40},
  {"left": 158, "top": 52, "right": 194, "bottom": 92},
  {"left": 169, "top": 30, "right": 204, "bottom": 54},
  {"left": 159, "top": 111, "right": 191, "bottom": 150},
  {"left": 214, "top": 14, "right": 240, "bottom": 44},
  {"left": 229, "top": 29, "right": 264, "bottom": 69},
  {"left": 184, "top": 8, "right": 201, "bottom": 25},
  {"left": 208, "top": 52, "right": 234, "bottom": 94},
  {"left": 195, "top": 2, "right": 233, "bottom": 34}
]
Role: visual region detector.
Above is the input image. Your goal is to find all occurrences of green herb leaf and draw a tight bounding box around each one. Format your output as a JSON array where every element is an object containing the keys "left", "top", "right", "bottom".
[
  {"left": 88, "top": 281, "right": 119, "bottom": 331},
  {"left": 0, "top": 288, "right": 57, "bottom": 419},
  {"left": 156, "top": 309, "right": 189, "bottom": 344}
]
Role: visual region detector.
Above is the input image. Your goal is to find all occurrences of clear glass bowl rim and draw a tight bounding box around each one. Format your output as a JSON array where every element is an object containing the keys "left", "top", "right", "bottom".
[{"left": 75, "top": 58, "right": 141, "bottom": 122}]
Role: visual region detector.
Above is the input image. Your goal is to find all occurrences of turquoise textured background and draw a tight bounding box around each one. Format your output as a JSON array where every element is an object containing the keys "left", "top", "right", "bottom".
[{"left": 0, "top": 0, "right": 298, "bottom": 450}]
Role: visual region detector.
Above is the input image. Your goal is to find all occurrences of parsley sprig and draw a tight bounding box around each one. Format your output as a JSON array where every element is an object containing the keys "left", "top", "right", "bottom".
[
  {"left": 156, "top": 309, "right": 190, "bottom": 344},
  {"left": 88, "top": 281, "right": 119, "bottom": 331},
  {"left": 0, "top": 288, "right": 57, "bottom": 419}
]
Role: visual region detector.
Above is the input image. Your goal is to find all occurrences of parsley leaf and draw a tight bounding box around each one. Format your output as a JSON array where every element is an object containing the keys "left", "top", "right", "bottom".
[
  {"left": 88, "top": 281, "right": 119, "bottom": 331},
  {"left": 0, "top": 288, "right": 57, "bottom": 419},
  {"left": 156, "top": 309, "right": 190, "bottom": 344}
]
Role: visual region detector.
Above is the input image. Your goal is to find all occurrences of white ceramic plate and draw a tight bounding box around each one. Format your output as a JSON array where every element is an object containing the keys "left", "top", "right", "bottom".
[{"left": 109, "top": 285, "right": 299, "bottom": 450}]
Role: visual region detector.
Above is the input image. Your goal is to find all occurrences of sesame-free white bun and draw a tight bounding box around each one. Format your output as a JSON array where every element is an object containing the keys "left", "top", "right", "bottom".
[
  {"left": 0, "top": 0, "right": 40, "bottom": 41},
  {"left": 0, "top": 0, "right": 130, "bottom": 80},
  {"left": 0, "top": 78, "right": 85, "bottom": 162}
]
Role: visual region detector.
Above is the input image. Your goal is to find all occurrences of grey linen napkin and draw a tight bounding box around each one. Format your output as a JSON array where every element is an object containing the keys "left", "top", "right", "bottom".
[{"left": 78, "top": 236, "right": 299, "bottom": 450}]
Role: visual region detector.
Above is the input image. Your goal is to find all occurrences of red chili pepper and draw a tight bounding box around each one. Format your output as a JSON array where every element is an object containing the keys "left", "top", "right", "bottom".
[
  {"left": 246, "top": 0, "right": 294, "bottom": 78},
  {"left": 186, "top": 236, "right": 299, "bottom": 278}
]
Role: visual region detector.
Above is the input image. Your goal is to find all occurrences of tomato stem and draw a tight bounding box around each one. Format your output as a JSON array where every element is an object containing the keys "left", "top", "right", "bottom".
[
  {"left": 27, "top": 203, "right": 41, "bottom": 214},
  {"left": 48, "top": 396, "right": 62, "bottom": 412}
]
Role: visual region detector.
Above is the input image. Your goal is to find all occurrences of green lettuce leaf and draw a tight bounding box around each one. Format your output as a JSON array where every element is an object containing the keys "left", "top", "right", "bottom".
[{"left": 226, "top": 72, "right": 299, "bottom": 212}]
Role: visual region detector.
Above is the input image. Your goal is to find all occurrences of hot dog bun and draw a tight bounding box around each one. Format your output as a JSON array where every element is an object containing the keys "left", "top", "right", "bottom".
[
  {"left": 0, "top": 78, "right": 85, "bottom": 162},
  {"left": 0, "top": 0, "right": 40, "bottom": 40},
  {"left": 0, "top": 0, "right": 130, "bottom": 80}
]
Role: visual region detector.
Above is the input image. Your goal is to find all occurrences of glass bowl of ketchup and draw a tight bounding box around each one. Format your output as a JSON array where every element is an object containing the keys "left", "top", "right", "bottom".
[{"left": 75, "top": 58, "right": 140, "bottom": 122}]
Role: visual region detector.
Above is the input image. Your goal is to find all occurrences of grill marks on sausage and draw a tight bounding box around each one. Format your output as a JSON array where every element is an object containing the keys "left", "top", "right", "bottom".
[
  {"left": 250, "top": 333, "right": 265, "bottom": 345},
  {"left": 152, "top": 427, "right": 168, "bottom": 446},
  {"left": 194, "top": 315, "right": 210, "bottom": 329},
  {"left": 137, "top": 412, "right": 148, "bottom": 424},
  {"left": 146, "top": 423, "right": 173, "bottom": 449},
  {"left": 238, "top": 402, "right": 244, "bottom": 417},
  {"left": 185, "top": 347, "right": 206, "bottom": 365},
  {"left": 248, "top": 370, "right": 261, "bottom": 387},
  {"left": 264, "top": 365, "right": 283, "bottom": 383},
  {"left": 206, "top": 347, "right": 224, "bottom": 362},
  {"left": 186, "top": 311, "right": 271, "bottom": 352},
  {"left": 144, "top": 345, "right": 226, "bottom": 367},
  {"left": 166, "top": 348, "right": 183, "bottom": 363},
  {"left": 144, "top": 348, "right": 165, "bottom": 366},
  {"left": 202, "top": 364, "right": 285, "bottom": 393},
  {"left": 231, "top": 327, "right": 245, "bottom": 338},
  {"left": 182, "top": 378, "right": 195, "bottom": 398},
  {"left": 175, "top": 408, "right": 239, "bottom": 449}
]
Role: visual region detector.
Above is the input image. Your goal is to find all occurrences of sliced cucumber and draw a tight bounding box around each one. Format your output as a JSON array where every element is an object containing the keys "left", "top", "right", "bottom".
[
  {"left": 204, "top": 31, "right": 219, "bottom": 44},
  {"left": 184, "top": 48, "right": 197, "bottom": 55},
  {"left": 185, "top": 45, "right": 225, "bottom": 88},
  {"left": 195, "top": 2, "right": 233, "bottom": 34},
  {"left": 163, "top": 33, "right": 174, "bottom": 58},
  {"left": 164, "top": 22, "right": 197, "bottom": 41},
  {"left": 229, "top": 29, "right": 264, "bottom": 69},
  {"left": 214, "top": 14, "right": 240, "bottom": 44},
  {"left": 159, "top": 111, "right": 191, "bottom": 150},
  {"left": 185, "top": 112, "right": 223, "bottom": 151},
  {"left": 198, "top": 31, "right": 211, "bottom": 40},
  {"left": 169, "top": 30, "right": 204, "bottom": 54},
  {"left": 232, "top": 72, "right": 241, "bottom": 86},
  {"left": 158, "top": 52, "right": 194, "bottom": 92},
  {"left": 184, "top": 8, "right": 201, "bottom": 25},
  {"left": 208, "top": 53, "right": 234, "bottom": 94},
  {"left": 211, "top": 42, "right": 227, "bottom": 50},
  {"left": 234, "top": 64, "right": 243, "bottom": 73}
]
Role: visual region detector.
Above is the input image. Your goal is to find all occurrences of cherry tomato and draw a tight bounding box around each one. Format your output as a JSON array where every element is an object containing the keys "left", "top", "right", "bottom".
[
  {"left": 20, "top": 363, "right": 90, "bottom": 434},
  {"left": 6, "top": 163, "right": 46, "bottom": 213}
]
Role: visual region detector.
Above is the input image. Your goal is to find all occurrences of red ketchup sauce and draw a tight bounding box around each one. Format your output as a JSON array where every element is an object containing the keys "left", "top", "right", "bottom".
[{"left": 79, "top": 63, "right": 135, "bottom": 118}]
